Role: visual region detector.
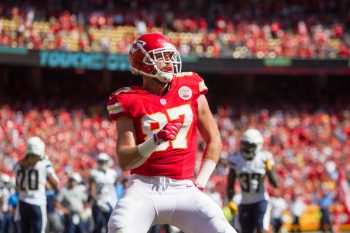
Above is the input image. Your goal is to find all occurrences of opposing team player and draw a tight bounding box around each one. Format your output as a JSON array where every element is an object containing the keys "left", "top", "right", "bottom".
[
  {"left": 14, "top": 136, "right": 58, "bottom": 233},
  {"left": 89, "top": 152, "right": 118, "bottom": 233},
  {"left": 107, "top": 33, "right": 236, "bottom": 233},
  {"left": 227, "top": 129, "right": 278, "bottom": 233}
]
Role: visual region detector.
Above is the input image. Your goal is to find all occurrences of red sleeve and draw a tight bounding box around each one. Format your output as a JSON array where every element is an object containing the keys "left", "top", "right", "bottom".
[
  {"left": 175, "top": 72, "right": 208, "bottom": 100},
  {"left": 191, "top": 72, "right": 208, "bottom": 95},
  {"left": 106, "top": 87, "right": 132, "bottom": 120}
]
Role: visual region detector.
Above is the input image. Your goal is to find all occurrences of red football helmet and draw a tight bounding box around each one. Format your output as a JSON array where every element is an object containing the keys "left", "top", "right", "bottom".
[{"left": 128, "top": 33, "right": 182, "bottom": 83}]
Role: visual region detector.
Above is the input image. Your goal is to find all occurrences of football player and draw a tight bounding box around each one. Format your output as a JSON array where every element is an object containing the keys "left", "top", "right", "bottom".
[
  {"left": 227, "top": 129, "right": 278, "bottom": 233},
  {"left": 55, "top": 172, "right": 88, "bottom": 233},
  {"left": 0, "top": 174, "right": 13, "bottom": 233},
  {"left": 14, "top": 136, "right": 58, "bottom": 233},
  {"left": 89, "top": 152, "right": 118, "bottom": 233},
  {"left": 107, "top": 33, "right": 236, "bottom": 233}
]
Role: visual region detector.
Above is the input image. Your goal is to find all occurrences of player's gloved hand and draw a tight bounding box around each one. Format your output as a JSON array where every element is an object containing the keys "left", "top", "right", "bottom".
[
  {"left": 228, "top": 201, "right": 238, "bottom": 215},
  {"left": 153, "top": 121, "right": 182, "bottom": 145},
  {"left": 265, "top": 158, "right": 273, "bottom": 171}
]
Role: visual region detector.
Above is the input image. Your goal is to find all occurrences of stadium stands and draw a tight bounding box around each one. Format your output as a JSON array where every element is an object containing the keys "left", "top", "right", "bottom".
[{"left": 0, "top": 0, "right": 349, "bottom": 58}]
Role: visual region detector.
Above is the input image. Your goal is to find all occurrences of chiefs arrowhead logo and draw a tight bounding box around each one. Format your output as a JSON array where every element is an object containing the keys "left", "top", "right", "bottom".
[
  {"left": 130, "top": 40, "right": 146, "bottom": 54},
  {"left": 178, "top": 86, "right": 192, "bottom": 100}
]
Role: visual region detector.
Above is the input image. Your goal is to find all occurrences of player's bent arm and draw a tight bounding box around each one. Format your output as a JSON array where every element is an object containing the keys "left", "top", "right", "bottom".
[
  {"left": 88, "top": 178, "right": 97, "bottom": 202},
  {"left": 266, "top": 169, "right": 278, "bottom": 188},
  {"left": 227, "top": 169, "right": 237, "bottom": 201},
  {"left": 47, "top": 174, "right": 59, "bottom": 191},
  {"left": 265, "top": 156, "right": 278, "bottom": 188},
  {"left": 197, "top": 95, "right": 222, "bottom": 162},
  {"left": 115, "top": 116, "right": 151, "bottom": 171},
  {"left": 195, "top": 95, "right": 222, "bottom": 188},
  {"left": 0, "top": 196, "right": 4, "bottom": 209}
]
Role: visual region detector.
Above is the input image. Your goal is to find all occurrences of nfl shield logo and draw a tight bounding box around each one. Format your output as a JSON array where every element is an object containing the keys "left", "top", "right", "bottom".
[{"left": 160, "top": 99, "right": 167, "bottom": 105}]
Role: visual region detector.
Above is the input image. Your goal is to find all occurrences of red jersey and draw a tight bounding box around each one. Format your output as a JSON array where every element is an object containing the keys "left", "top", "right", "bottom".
[{"left": 107, "top": 72, "right": 208, "bottom": 180}]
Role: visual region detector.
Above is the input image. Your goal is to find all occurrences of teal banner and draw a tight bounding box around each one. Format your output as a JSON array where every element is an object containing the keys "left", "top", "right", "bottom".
[
  {"left": 0, "top": 46, "right": 28, "bottom": 55},
  {"left": 0, "top": 47, "right": 348, "bottom": 75},
  {"left": 263, "top": 58, "right": 292, "bottom": 67},
  {"left": 39, "top": 51, "right": 130, "bottom": 71}
]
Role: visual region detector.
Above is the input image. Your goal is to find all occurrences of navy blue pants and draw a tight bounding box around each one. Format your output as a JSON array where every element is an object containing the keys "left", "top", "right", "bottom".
[
  {"left": 272, "top": 217, "right": 283, "bottom": 233},
  {"left": 1, "top": 212, "right": 14, "bottom": 233},
  {"left": 63, "top": 213, "right": 83, "bottom": 233},
  {"left": 19, "top": 201, "right": 45, "bottom": 233},
  {"left": 239, "top": 200, "right": 268, "bottom": 233},
  {"left": 92, "top": 205, "right": 112, "bottom": 233}
]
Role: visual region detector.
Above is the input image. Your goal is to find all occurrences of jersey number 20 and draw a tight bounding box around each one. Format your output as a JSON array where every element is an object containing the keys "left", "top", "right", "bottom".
[{"left": 17, "top": 169, "right": 39, "bottom": 191}]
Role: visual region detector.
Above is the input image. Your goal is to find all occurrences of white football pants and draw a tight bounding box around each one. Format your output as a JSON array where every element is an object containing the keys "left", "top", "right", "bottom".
[{"left": 108, "top": 174, "right": 236, "bottom": 233}]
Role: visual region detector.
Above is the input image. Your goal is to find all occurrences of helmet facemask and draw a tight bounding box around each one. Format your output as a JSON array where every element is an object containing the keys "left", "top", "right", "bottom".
[
  {"left": 97, "top": 160, "right": 109, "bottom": 171},
  {"left": 96, "top": 152, "right": 111, "bottom": 171},
  {"left": 240, "top": 129, "right": 264, "bottom": 160},
  {"left": 132, "top": 41, "right": 182, "bottom": 83},
  {"left": 240, "top": 140, "right": 259, "bottom": 160}
]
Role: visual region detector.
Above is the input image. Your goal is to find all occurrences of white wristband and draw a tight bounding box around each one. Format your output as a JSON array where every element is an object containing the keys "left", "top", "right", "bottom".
[
  {"left": 195, "top": 159, "right": 217, "bottom": 188},
  {"left": 137, "top": 136, "right": 158, "bottom": 158}
]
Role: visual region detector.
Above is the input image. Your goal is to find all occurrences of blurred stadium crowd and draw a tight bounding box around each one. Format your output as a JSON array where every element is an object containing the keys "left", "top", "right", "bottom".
[
  {"left": 2, "top": 95, "right": 350, "bottom": 200},
  {"left": 0, "top": 0, "right": 349, "bottom": 58}
]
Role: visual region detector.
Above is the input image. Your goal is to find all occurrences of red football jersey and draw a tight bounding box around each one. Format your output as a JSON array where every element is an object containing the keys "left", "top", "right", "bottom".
[{"left": 107, "top": 72, "right": 208, "bottom": 180}]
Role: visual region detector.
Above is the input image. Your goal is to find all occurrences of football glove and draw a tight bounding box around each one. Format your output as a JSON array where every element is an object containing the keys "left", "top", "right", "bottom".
[
  {"left": 228, "top": 201, "right": 238, "bottom": 215},
  {"left": 265, "top": 158, "right": 273, "bottom": 171},
  {"left": 154, "top": 122, "right": 182, "bottom": 145}
]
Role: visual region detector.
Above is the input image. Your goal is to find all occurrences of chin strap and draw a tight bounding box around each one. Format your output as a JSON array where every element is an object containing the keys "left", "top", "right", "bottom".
[{"left": 132, "top": 66, "right": 173, "bottom": 83}]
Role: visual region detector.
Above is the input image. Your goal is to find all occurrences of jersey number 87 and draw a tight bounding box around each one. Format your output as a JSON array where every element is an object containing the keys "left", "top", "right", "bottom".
[{"left": 141, "top": 104, "right": 193, "bottom": 151}]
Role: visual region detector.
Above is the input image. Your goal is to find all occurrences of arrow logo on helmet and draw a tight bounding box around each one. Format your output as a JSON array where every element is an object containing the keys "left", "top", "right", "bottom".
[{"left": 130, "top": 40, "right": 146, "bottom": 54}]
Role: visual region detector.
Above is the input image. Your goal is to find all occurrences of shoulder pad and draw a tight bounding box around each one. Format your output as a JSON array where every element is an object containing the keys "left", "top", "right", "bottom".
[
  {"left": 228, "top": 152, "right": 240, "bottom": 166},
  {"left": 175, "top": 72, "right": 195, "bottom": 77},
  {"left": 108, "top": 169, "right": 117, "bottom": 177},
  {"left": 111, "top": 87, "right": 133, "bottom": 96},
  {"left": 175, "top": 72, "right": 208, "bottom": 95},
  {"left": 107, "top": 87, "right": 134, "bottom": 120},
  {"left": 260, "top": 150, "right": 273, "bottom": 159},
  {"left": 89, "top": 169, "right": 98, "bottom": 178},
  {"left": 43, "top": 158, "right": 53, "bottom": 165}
]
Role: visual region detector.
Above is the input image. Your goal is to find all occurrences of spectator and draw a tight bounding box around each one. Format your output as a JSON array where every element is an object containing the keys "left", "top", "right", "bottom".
[
  {"left": 55, "top": 172, "right": 88, "bottom": 233},
  {"left": 88, "top": 153, "right": 117, "bottom": 233},
  {"left": 270, "top": 188, "right": 288, "bottom": 233},
  {"left": 290, "top": 194, "right": 306, "bottom": 233},
  {"left": 0, "top": 174, "right": 13, "bottom": 233},
  {"left": 318, "top": 188, "right": 335, "bottom": 233},
  {"left": 46, "top": 188, "right": 63, "bottom": 233}
]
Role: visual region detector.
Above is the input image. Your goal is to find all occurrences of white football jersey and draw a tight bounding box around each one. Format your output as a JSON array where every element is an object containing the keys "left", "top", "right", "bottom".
[
  {"left": 0, "top": 186, "right": 11, "bottom": 211},
  {"left": 228, "top": 151, "right": 275, "bottom": 204},
  {"left": 270, "top": 197, "right": 288, "bottom": 218},
  {"left": 14, "top": 159, "right": 57, "bottom": 205},
  {"left": 90, "top": 168, "right": 118, "bottom": 207}
]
